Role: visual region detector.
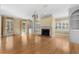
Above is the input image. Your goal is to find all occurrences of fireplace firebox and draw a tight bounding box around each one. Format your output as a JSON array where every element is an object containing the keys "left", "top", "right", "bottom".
[{"left": 41, "top": 29, "right": 50, "bottom": 36}]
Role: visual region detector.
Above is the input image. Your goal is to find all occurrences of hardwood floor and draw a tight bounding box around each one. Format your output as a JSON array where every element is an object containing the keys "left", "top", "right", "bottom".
[{"left": 0, "top": 34, "right": 79, "bottom": 54}]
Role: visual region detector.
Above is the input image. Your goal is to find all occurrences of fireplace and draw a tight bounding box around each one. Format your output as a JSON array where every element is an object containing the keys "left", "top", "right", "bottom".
[{"left": 41, "top": 29, "right": 50, "bottom": 36}]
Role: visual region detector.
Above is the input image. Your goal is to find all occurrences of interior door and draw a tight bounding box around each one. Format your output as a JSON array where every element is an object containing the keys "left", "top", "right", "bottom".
[
  {"left": 22, "top": 23, "right": 26, "bottom": 33},
  {"left": 22, "top": 20, "right": 27, "bottom": 34},
  {"left": 4, "top": 18, "right": 14, "bottom": 36}
]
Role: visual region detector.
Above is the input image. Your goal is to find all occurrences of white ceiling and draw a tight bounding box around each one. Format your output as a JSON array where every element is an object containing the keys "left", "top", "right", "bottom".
[{"left": 0, "top": 4, "right": 77, "bottom": 19}]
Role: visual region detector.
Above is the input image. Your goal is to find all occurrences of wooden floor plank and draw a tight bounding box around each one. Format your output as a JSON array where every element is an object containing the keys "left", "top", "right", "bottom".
[{"left": 0, "top": 34, "right": 78, "bottom": 54}]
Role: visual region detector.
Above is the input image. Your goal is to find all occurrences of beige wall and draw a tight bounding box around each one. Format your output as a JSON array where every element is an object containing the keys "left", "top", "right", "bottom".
[
  {"left": 55, "top": 17, "right": 69, "bottom": 33},
  {"left": 40, "top": 16, "right": 52, "bottom": 26},
  {"left": 14, "top": 18, "right": 21, "bottom": 35}
]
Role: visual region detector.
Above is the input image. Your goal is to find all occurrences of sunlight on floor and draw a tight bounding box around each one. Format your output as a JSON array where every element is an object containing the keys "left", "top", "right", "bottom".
[
  {"left": 6, "top": 36, "right": 13, "bottom": 50},
  {"left": 0, "top": 37, "right": 2, "bottom": 49},
  {"left": 35, "top": 36, "right": 41, "bottom": 44},
  {"left": 54, "top": 37, "right": 70, "bottom": 53},
  {"left": 21, "top": 33, "right": 28, "bottom": 46}
]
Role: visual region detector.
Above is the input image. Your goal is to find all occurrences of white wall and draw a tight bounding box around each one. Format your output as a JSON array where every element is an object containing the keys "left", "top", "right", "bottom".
[{"left": 70, "top": 5, "right": 79, "bottom": 44}]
